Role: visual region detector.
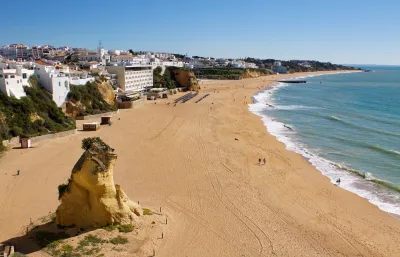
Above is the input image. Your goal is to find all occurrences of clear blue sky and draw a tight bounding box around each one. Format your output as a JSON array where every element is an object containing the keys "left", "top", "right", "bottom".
[{"left": 2, "top": 0, "right": 399, "bottom": 65}]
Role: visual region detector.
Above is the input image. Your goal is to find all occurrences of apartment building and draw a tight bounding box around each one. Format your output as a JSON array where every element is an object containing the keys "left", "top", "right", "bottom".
[
  {"left": 0, "top": 62, "right": 34, "bottom": 99},
  {"left": 34, "top": 61, "right": 70, "bottom": 106},
  {"left": 105, "top": 65, "right": 153, "bottom": 92},
  {"left": 0, "top": 44, "right": 29, "bottom": 60}
]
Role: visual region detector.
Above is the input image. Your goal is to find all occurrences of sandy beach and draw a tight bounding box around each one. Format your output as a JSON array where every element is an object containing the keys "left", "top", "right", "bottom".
[{"left": 1, "top": 71, "right": 400, "bottom": 256}]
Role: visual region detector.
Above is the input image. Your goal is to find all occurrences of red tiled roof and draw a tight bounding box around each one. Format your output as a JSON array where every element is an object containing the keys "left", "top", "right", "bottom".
[{"left": 35, "top": 60, "right": 54, "bottom": 66}]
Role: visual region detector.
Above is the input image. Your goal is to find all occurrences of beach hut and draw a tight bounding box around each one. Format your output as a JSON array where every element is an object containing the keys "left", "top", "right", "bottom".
[
  {"left": 101, "top": 116, "right": 112, "bottom": 125},
  {"left": 83, "top": 122, "right": 100, "bottom": 131},
  {"left": 20, "top": 138, "right": 31, "bottom": 148}
]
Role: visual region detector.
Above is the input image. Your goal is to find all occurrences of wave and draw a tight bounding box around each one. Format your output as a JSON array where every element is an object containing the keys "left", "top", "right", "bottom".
[
  {"left": 368, "top": 145, "right": 400, "bottom": 156},
  {"left": 272, "top": 105, "right": 320, "bottom": 111},
  {"left": 335, "top": 164, "right": 400, "bottom": 193},
  {"left": 326, "top": 115, "right": 400, "bottom": 138},
  {"left": 249, "top": 77, "right": 400, "bottom": 215},
  {"left": 331, "top": 136, "right": 400, "bottom": 157}
]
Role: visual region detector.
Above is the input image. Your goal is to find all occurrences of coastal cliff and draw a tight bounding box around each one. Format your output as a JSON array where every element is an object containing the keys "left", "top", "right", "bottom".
[
  {"left": 172, "top": 69, "right": 200, "bottom": 91},
  {"left": 242, "top": 69, "right": 271, "bottom": 79},
  {"left": 63, "top": 81, "right": 116, "bottom": 117},
  {"left": 97, "top": 81, "right": 116, "bottom": 105},
  {"left": 153, "top": 66, "right": 200, "bottom": 91},
  {"left": 56, "top": 137, "right": 142, "bottom": 228}
]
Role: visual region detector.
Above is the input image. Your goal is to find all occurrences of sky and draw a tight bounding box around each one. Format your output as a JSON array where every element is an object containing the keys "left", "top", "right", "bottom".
[{"left": 2, "top": 0, "right": 400, "bottom": 65}]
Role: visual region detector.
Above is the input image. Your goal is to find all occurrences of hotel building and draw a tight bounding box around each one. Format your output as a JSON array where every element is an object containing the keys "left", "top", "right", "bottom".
[{"left": 105, "top": 65, "right": 153, "bottom": 92}]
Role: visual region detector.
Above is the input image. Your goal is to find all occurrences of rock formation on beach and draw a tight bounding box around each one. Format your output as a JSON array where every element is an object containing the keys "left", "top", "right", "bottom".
[
  {"left": 173, "top": 69, "right": 200, "bottom": 91},
  {"left": 56, "top": 137, "right": 142, "bottom": 228}
]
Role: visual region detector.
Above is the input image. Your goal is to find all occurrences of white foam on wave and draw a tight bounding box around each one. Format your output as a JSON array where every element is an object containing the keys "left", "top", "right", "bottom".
[{"left": 249, "top": 77, "right": 400, "bottom": 215}]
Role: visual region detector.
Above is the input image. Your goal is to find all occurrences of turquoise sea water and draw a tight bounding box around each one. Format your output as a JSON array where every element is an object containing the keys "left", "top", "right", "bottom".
[{"left": 249, "top": 67, "right": 400, "bottom": 215}]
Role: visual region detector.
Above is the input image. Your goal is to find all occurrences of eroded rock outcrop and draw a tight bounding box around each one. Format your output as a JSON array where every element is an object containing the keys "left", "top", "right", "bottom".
[
  {"left": 56, "top": 138, "right": 142, "bottom": 228},
  {"left": 97, "top": 81, "right": 115, "bottom": 105},
  {"left": 173, "top": 70, "right": 200, "bottom": 91}
]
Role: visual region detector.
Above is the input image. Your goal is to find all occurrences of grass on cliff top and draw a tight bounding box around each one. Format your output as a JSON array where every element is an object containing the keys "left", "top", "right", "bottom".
[
  {"left": 102, "top": 224, "right": 134, "bottom": 233},
  {"left": 109, "top": 236, "right": 128, "bottom": 245},
  {"left": 78, "top": 234, "right": 107, "bottom": 248},
  {"left": 142, "top": 208, "right": 153, "bottom": 215}
]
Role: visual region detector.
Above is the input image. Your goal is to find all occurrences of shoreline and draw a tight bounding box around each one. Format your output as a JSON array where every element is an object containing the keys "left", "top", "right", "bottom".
[
  {"left": 1, "top": 70, "right": 400, "bottom": 256},
  {"left": 249, "top": 71, "right": 400, "bottom": 217}
]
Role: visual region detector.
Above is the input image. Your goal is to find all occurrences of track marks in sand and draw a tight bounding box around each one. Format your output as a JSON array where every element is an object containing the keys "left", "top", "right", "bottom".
[{"left": 193, "top": 126, "right": 275, "bottom": 256}]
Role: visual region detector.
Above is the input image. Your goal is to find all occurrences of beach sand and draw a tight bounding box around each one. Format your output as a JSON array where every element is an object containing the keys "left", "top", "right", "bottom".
[{"left": 1, "top": 71, "right": 400, "bottom": 256}]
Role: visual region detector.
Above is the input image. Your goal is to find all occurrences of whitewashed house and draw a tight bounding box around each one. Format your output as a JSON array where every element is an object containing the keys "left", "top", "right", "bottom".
[
  {"left": 0, "top": 62, "right": 34, "bottom": 99},
  {"left": 34, "top": 61, "right": 70, "bottom": 106}
]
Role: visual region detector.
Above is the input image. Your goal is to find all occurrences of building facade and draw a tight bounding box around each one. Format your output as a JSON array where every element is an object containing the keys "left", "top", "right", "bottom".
[
  {"left": 105, "top": 65, "right": 153, "bottom": 92},
  {"left": 272, "top": 61, "right": 288, "bottom": 74},
  {"left": 34, "top": 61, "right": 70, "bottom": 106},
  {"left": 0, "top": 62, "right": 34, "bottom": 99}
]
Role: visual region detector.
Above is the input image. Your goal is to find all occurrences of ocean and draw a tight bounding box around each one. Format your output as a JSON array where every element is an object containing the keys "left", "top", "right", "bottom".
[{"left": 249, "top": 66, "right": 400, "bottom": 215}]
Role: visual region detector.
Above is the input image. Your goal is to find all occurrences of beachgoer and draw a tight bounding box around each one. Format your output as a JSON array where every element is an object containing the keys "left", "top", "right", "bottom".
[
  {"left": 258, "top": 158, "right": 261, "bottom": 165},
  {"left": 17, "top": 170, "right": 20, "bottom": 175},
  {"left": 263, "top": 158, "right": 266, "bottom": 165},
  {"left": 336, "top": 178, "right": 341, "bottom": 185}
]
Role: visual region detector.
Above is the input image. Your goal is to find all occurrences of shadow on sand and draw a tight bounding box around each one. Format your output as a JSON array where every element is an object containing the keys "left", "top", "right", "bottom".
[{"left": 1, "top": 222, "right": 91, "bottom": 255}]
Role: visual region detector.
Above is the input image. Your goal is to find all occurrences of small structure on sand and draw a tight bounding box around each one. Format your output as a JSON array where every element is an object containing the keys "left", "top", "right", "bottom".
[
  {"left": 83, "top": 122, "right": 100, "bottom": 131},
  {"left": 20, "top": 138, "right": 31, "bottom": 148},
  {"left": 101, "top": 116, "right": 112, "bottom": 125}
]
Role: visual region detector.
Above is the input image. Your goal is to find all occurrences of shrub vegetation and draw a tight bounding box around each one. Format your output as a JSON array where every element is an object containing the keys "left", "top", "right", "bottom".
[
  {"left": 67, "top": 82, "right": 116, "bottom": 116},
  {"left": 0, "top": 77, "right": 76, "bottom": 147}
]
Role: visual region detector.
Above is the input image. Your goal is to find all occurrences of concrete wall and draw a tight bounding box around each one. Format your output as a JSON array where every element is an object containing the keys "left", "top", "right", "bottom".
[
  {"left": 75, "top": 110, "right": 119, "bottom": 120},
  {"left": 69, "top": 77, "right": 95, "bottom": 86},
  {"left": 30, "top": 129, "right": 76, "bottom": 143},
  {"left": 2, "top": 129, "right": 76, "bottom": 147}
]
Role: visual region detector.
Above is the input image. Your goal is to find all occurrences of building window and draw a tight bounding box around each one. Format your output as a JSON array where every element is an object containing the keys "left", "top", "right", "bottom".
[
  {"left": 59, "top": 82, "right": 61, "bottom": 87},
  {"left": 22, "top": 73, "right": 27, "bottom": 79}
]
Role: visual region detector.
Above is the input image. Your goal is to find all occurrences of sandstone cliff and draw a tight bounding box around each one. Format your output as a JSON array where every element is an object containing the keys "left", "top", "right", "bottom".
[
  {"left": 173, "top": 70, "right": 200, "bottom": 91},
  {"left": 242, "top": 69, "right": 270, "bottom": 79},
  {"left": 56, "top": 138, "right": 142, "bottom": 228},
  {"left": 62, "top": 81, "right": 116, "bottom": 117},
  {"left": 97, "top": 81, "right": 115, "bottom": 105}
]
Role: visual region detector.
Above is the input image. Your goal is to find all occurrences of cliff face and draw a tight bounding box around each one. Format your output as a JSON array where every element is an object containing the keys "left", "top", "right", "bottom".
[
  {"left": 242, "top": 69, "right": 270, "bottom": 79},
  {"left": 97, "top": 81, "right": 115, "bottom": 105},
  {"left": 56, "top": 139, "right": 142, "bottom": 228},
  {"left": 62, "top": 81, "right": 116, "bottom": 117},
  {"left": 173, "top": 70, "right": 200, "bottom": 91}
]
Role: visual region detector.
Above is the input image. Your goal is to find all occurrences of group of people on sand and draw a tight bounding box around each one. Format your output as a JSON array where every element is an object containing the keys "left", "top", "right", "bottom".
[{"left": 258, "top": 158, "right": 267, "bottom": 165}]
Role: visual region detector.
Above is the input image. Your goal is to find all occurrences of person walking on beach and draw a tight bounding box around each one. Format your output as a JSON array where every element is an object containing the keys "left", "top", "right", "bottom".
[
  {"left": 336, "top": 178, "right": 341, "bottom": 185},
  {"left": 17, "top": 170, "right": 20, "bottom": 175},
  {"left": 258, "top": 158, "right": 261, "bottom": 165},
  {"left": 263, "top": 158, "right": 266, "bottom": 165}
]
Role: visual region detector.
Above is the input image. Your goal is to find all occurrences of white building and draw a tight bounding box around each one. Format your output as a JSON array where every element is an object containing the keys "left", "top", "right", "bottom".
[
  {"left": 0, "top": 61, "right": 35, "bottom": 99},
  {"left": 0, "top": 44, "right": 29, "bottom": 60},
  {"left": 272, "top": 61, "right": 288, "bottom": 74},
  {"left": 105, "top": 65, "right": 153, "bottom": 93},
  {"left": 34, "top": 61, "right": 70, "bottom": 106},
  {"left": 231, "top": 61, "right": 245, "bottom": 69}
]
